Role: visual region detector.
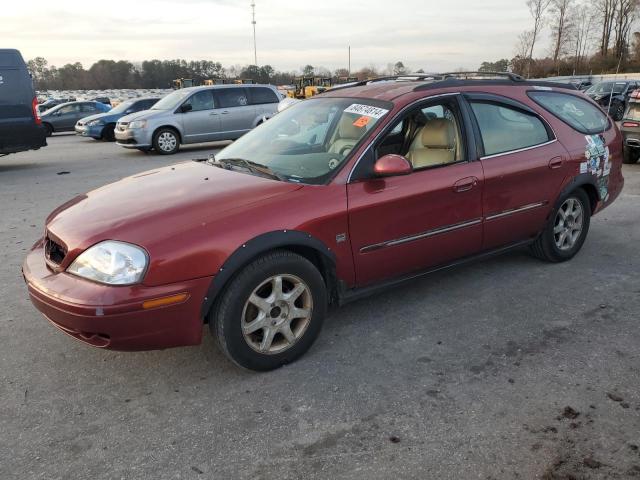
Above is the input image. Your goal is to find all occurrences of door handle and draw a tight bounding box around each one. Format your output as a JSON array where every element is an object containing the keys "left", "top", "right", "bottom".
[
  {"left": 209, "top": 112, "right": 218, "bottom": 116},
  {"left": 220, "top": 110, "right": 230, "bottom": 114},
  {"left": 453, "top": 176, "right": 478, "bottom": 193},
  {"left": 548, "top": 157, "right": 563, "bottom": 169}
]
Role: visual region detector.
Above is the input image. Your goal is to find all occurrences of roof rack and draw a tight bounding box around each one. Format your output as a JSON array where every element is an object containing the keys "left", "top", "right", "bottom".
[
  {"left": 327, "top": 71, "right": 576, "bottom": 94},
  {"left": 437, "top": 71, "right": 525, "bottom": 81},
  {"left": 328, "top": 74, "right": 439, "bottom": 92}
]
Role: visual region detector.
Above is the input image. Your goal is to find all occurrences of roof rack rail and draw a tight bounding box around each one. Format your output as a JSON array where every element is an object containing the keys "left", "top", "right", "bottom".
[
  {"left": 328, "top": 74, "right": 438, "bottom": 92},
  {"left": 437, "top": 71, "right": 525, "bottom": 81}
]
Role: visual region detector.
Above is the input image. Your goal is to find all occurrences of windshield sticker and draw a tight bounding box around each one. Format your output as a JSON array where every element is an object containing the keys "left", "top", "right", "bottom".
[
  {"left": 344, "top": 104, "right": 389, "bottom": 119},
  {"left": 583, "top": 134, "right": 610, "bottom": 201},
  {"left": 352, "top": 116, "right": 371, "bottom": 128}
]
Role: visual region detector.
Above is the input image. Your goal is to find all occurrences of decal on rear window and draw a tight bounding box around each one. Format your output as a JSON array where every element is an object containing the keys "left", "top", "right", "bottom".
[
  {"left": 344, "top": 104, "right": 389, "bottom": 119},
  {"left": 580, "top": 134, "right": 610, "bottom": 201}
]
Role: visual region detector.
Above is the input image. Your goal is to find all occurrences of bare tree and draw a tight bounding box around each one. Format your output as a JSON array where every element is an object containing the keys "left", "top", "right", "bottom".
[
  {"left": 613, "top": 0, "right": 639, "bottom": 58},
  {"left": 549, "top": 0, "right": 575, "bottom": 68},
  {"left": 572, "top": 5, "right": 596, "bottom": 73},
  {"left": 526, "top": 0, "right": 553, "bottom": 77},
  {"left": 596, "top": 0, "right": 617, "bottom": 54}
]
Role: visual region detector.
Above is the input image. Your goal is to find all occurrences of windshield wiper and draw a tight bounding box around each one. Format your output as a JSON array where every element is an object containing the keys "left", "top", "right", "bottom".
[{"left": 212, "top": 157, "right": 285, "bottom": 181}]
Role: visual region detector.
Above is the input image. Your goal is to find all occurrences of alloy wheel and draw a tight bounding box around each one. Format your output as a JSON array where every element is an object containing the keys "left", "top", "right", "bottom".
[
  {"left": 157, "top": 132, "right": 177, "bottom": 152},
  {"left": 241, "top": 274, "right": 313, "bottom": 354},
  {"left": 554, "top": 197, "right": 584, "bottom": 251}
]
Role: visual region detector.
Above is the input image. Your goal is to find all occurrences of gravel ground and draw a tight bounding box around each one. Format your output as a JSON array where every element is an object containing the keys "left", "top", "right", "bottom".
[{"left": 1, "top": 134, "right": 639, "bottom": 480}]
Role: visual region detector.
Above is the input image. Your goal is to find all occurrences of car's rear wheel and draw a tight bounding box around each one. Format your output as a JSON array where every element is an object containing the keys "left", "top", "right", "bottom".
[
  {"left": 102, "top": 124, "right": 115, "bottom": 141},
  {"left": 43, "top": 123, "right": 53, "bottom": 137},
  {"left": 153, "top": 128, "right": 179, "bottom": 155},
  {"left": 530, "top": 189, "right": 591, "bottom": 262},
  {"left": 210, "top": 250, "right": 327, "bottom": 371},
  {"left": 623, "top": 146, "right": 639, "bottom": 164}
]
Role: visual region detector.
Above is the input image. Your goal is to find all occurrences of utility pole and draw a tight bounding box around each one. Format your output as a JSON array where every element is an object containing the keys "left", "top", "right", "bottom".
[
  {"left": 348, "top": 46, "right": 351, "bottom": 77},
  {"left": 251, "top": 2, "right": 257, "bottom": 66}
]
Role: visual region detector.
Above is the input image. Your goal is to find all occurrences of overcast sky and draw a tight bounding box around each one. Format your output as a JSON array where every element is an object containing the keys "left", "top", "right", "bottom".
[{"left": 4, "top": 0, "right": 550, "bottom": 72}]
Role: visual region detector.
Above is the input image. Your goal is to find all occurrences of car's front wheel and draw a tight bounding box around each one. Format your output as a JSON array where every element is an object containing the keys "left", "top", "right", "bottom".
[
  {"left": 612, "top": 102, "right": 625, "bottom": 121},
  {"left": 210, "top": 250, "right": 327, "bottom": 371},
  {"left": 530, "top": 189, "right": 591, "bottom": 262},
  {"left": 102, "top": 124, "right": 115, "bottom": 141},
  {"left": 153, "top": 128, "right": 179, "bottom": 155}
]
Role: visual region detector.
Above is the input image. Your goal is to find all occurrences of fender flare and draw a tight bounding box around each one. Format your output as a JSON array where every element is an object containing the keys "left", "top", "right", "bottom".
[
  {"left": 556, "top": 173, "right": 601, "bottom": 213},
  {"left": 200, "top": 230, "right": 336, "bottom": 318}
]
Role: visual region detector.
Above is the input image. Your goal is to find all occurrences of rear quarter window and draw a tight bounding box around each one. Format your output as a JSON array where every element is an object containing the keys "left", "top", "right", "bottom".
[{"left": 528, "top": 91, "right": 609, "bottom": 134}]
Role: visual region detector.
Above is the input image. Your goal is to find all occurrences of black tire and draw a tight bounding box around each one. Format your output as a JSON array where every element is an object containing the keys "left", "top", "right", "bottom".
[
  {"left": 102, "top": 124, "right": 115, "bottom": 141},
  {"left": 152, "top": 128, "right": 179, "bottom": 155},
  {"left": 43, "top": 123, "right": 53, "bottom": 137},
  {"left": 623, "top": 146, "right": 639, "bottom": 164},
  {"left": 612, "top": 102, "right": 625, "bottom": 121},
  {"left": 210, "top": 250, "right": 327, "bottom": 371},
  {"left": 530, "top": 189, "right": 591, "bottom": 262}
]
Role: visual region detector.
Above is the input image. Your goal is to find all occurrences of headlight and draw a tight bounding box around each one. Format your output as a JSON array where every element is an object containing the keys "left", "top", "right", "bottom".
[
  {"left": 67, "top": 240, "right": 148, "bottom": 285},
  {"left": 129, "top": 120, "right": 147, "bottom": 129},
  {"left": 87, "top": 119, "right": 104, "bottom": 127}
]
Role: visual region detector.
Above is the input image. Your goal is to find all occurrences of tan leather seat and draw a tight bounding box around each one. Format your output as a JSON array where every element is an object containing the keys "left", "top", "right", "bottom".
[
  {"left": 406, "top": 118, "right": 456, "bottom": 168},
  {"left": 329, "top": 116, "right": 363, "bottom": 156}
]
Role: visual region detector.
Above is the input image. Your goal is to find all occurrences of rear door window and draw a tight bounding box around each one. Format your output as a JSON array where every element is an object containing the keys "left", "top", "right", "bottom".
[
  {"left": 248, "top": 87, "right": 279, "bottom": 105},
  {"left": 528, "top": 91, "right": 609, "bottom": 134},
  {"left": 215, "top": 88, "right": 249, "bottom": 108},
  {"left": 58, "top": 104, "right": 80, "bottom": 115},
  {"left": 470, "top": 102, "right": 551, "bottom": 157},
  {"left": 81, "top": 103, "right": 98, "bottom": 112}
]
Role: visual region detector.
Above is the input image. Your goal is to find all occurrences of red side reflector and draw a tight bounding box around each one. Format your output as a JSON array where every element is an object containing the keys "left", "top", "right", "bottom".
[
  {"left": 622, "top": 121, "right": 640, "bottom": 128},
  {"left": 32, "top": 97, "right": 42, "bottom": 125}
]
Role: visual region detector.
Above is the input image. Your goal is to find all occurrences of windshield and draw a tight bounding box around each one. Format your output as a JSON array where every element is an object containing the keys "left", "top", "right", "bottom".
[
  {"left": 215, "top": 97, "right": 391, "bottom": 184},
  {"left": 151, "top": 90, "right": 191, "bottom": 110},
  {"left": 110, "top": 99, "right": 136, "bottom": 114},
  {"left": 587, "top": 82, "right": 627, "bottom": 95}
]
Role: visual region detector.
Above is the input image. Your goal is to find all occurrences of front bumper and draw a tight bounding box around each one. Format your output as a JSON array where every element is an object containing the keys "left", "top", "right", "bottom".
[
  {"left": 22, "top": 243, "right": 213, "bottom": 351},
  {"left": 75, "top": 124, "right": 103, "bottom": 138},
  {"left": 115, "top": 126, "right": 152, "bottom": 149}
]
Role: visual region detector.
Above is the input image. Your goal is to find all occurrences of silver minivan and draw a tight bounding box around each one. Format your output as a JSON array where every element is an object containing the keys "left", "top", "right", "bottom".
[{"left": 115, "top": 84, "right": 282, "bottom": 154}]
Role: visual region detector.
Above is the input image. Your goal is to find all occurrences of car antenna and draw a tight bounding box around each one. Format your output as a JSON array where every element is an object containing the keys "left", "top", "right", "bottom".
[{"left": 604, "top": 52, "right": 624, "bottom": 132}]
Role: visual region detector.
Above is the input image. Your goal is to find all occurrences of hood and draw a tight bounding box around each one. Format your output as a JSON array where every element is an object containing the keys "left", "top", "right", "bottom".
[
  {"left": 118, "top": 109, "right": 162, "bottom": 123},
  {"left": 76, "top": 111, "right": 114, "bottom": 125},
  {"left": 46, "top": 161, "right": 303, "bottom": 259}
]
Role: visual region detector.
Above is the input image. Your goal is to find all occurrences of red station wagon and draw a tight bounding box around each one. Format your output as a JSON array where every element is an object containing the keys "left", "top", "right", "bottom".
[{"left": 23, "top": 73, "right": 624, "bottom": 371}]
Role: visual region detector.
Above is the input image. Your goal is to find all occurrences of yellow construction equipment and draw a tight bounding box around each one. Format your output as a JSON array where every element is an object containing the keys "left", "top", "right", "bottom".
[
  {"left": 171, "top": 78, "right": 194, "bottom": 89},
  {"left": 287, "top": 77, "right": 333, "bottom": 99}
]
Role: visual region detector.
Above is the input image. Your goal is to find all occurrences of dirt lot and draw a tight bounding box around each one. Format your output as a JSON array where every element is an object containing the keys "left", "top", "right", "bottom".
[{"left": 1, "top": 134, "right": 639, "bottom": 479}]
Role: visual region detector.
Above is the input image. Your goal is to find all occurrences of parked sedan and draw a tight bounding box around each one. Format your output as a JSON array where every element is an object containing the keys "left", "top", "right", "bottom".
[
  {"left": 23, "top": 75, "right": 623, "bottom": 371},
  {"left": 41, "top": 101, "right": 111, "bottom": 136},
  {"left": 115, "top": 84, "right": 281, "bottom": 154},
  {"left": 75, "top": 97, "right": 159, "bottom": 141},
  {"left": 621, "top": 89, "right": 640, "bottom": 164},
  {"left": 585, "top": 80, "right": 640, "bottom": 120}
]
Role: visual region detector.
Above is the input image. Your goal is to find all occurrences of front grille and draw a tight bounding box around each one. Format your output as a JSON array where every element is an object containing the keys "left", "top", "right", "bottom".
[{"left": 45, "top": 235, "right": 66, "bottom": 265}]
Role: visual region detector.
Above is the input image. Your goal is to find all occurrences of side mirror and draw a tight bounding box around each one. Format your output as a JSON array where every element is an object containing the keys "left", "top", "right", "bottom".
[
  {"left": 180, "top": 104, "right": 193, "bottom": 113},
  {"left": 373, "top": 154, "right": 412, "bottom": 177}
]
